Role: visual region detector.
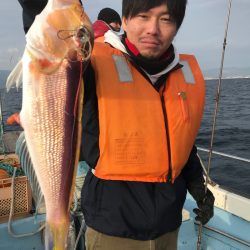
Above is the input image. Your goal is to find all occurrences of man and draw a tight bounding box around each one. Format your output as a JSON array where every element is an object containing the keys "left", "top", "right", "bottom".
[
  {"left": 97, "top": 8, "right": 121, "bottom": 32},
  {"left": 81, "top": 1, "right": 214, "bottom": 249},
  {"left": 93, "top": 8, "right": 121, "bottom": 41},
  {"left": 18, "top": 0, "right": 214, "bottom": 249}
]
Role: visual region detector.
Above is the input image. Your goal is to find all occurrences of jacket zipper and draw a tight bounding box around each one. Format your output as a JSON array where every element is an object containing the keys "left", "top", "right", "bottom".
[{"left": 160, "top": 85, "right": 172, "bottom": 182}]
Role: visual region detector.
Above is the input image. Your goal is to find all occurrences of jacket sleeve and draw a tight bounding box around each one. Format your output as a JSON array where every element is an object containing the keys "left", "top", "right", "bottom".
[
  {"left": 181, "top": 145, "right": 204, "bottom": 183},
  {"left": 18, "top": 0, "right": 83, "bottom": 33},
  {"left": 18, "top": 0, "right": 48, "bottom": 33},
  {"left": 79, "top": 62, "right": 100, "bottom": 168}
]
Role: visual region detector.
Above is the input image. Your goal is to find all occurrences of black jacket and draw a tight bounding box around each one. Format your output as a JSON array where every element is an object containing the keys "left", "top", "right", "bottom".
[{"left": 80, "top": 61, "right": 204, "bottom": 240}]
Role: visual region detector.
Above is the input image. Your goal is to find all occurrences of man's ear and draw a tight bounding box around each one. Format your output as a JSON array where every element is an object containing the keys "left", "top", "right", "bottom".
[{"left": 122, "top": 17, "right": 127, "bottom": 32}]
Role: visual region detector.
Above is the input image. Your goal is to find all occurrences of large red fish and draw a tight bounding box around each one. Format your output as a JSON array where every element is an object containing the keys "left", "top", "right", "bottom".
[{"left": 12, "top": 0, "right": 93, "bottom": 249}]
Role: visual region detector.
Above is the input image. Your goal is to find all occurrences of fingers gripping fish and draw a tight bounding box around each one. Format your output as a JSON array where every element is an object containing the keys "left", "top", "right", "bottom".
[{"left": 20, "top": 0, "right": 93, "bottom": 249}]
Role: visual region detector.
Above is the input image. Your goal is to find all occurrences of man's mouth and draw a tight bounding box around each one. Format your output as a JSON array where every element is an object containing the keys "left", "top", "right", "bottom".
[{"left": 140, "top": 38, "right": 160, "bottom": 48}]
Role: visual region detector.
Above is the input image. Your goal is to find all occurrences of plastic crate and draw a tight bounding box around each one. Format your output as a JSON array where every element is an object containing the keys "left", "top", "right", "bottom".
[{"left": 0, "top": 176, "right": 32, "bottom": 221}]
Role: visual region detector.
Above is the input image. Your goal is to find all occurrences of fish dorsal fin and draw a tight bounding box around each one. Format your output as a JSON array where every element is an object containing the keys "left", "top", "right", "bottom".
[{"left": 6, "top": 60, "right": 23, "bottom": 92}]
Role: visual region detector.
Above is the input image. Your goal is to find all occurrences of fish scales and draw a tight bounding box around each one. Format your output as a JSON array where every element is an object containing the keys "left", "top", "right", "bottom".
[
  {"left": 22, "top": 56, "right": 82, "bottom": 249},
  {"left": 22, "top": 59, "right": 79, "bottom": 215}
]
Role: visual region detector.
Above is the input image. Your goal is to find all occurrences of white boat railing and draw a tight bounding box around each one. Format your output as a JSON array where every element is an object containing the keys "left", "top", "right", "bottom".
[
  {"left": 194, "top": 146, "right": 250, "bottom": 249},
  {"left": 194, "top": 222, "right": 250, "bottom": 248},
  {"left": 197, "top": 146, "right": 250, "bottom": 187},
  {"left": 197, "top": 147, "right": 250, "bottom": 163},
  {"left": 197, "top": 146, "right": 250, "bottom": 222}
]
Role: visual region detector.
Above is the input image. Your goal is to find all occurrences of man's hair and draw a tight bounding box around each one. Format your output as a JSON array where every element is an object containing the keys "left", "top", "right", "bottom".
[
  {"left": 97, "top": 8, "right": 121, "bottom": 26},
  {"left": 122, "top": 0, "right": 187, "bottom": 29}
]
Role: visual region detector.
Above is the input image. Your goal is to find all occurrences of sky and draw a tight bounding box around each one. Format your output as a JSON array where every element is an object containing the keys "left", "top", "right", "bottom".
[{"left": 0, "top": 0, "right": 249, "bottom": 72}]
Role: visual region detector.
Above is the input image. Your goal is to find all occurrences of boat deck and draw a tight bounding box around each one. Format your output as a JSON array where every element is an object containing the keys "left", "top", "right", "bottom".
[{"left": 0, "top": 189, "right": 249, "bottom": 250}]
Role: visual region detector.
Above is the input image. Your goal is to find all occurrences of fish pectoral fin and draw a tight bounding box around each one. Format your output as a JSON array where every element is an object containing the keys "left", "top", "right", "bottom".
[
  {"left": 6, "top": 59, "right": 23, "bottom": 92},
  {"left": 6, "top": 112, "right": 22, "bottom": 126}
]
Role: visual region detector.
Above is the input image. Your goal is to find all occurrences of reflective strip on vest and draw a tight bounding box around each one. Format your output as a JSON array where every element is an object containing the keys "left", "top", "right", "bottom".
[
  {"left": 180, "top": 60, "right": 195, "bottom": 84},
  {"left": 112, "top": 55, "right": 133, "bottom": 83}
]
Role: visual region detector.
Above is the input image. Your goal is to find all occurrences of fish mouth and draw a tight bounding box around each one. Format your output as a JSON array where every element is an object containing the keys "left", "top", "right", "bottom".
[
  {"left": 57, "top": 26, "right": 93, "bottom": 61},
  {"left": 75, "top": 26, "right": 93, "bottom": 60}
]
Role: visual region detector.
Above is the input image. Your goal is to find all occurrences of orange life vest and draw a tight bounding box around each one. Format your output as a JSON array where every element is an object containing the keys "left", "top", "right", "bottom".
[
  {"left": 90, "top": 42, "right": 205, "bottom": 183},
  {"left": 95, "top": 36, "right": 105, "bottom": 43}
]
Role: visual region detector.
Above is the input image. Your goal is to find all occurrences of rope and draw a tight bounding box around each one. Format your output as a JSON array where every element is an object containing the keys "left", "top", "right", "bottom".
[
  {"left": 15, "top": 132, "right": 45, "bottom": 209},
  {"left": 196, "top": 1, "right": 233, "bottom": 249},
  {"left": 7, "top": 167, "right": 45, "bottom": 238},
  {"left": 0, "top": 157, "right": 24, "bottom": 177},
  {"left": 4, "top": 132, "right": 46, "bottom": 238}
]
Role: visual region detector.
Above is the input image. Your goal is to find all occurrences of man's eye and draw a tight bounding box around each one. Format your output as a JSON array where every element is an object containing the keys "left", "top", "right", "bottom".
[
  {"left": 138, "top": 14, "right": 148, "bottom": 19},
  {"left": 161, "top": 16, "right": 173, "bottom": 23}
]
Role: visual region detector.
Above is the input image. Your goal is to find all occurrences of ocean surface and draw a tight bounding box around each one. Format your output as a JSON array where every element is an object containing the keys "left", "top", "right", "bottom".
[{"left": 0, "top": 78, "right": 249, "bottom": 198}]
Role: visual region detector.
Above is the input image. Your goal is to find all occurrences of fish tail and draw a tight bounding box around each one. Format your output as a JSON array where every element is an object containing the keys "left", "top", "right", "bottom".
[{"left": 45, "top": 219, "right": 70, "bottom": 250}]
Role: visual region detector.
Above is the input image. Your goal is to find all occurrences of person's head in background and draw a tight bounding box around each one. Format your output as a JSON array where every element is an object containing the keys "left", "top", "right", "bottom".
[
  {"left": 97, "top": 8, "right": 122, "bottom": 32},
  {"left": 121, "top": 0, "right": 187, "bottom": 59}
]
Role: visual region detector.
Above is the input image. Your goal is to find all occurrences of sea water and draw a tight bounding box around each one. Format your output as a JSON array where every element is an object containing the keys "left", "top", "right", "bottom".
[
  {"left": 0, "top": 78, "right": 250, "bottom": 198},
  {"left": 197, "top": 78, "right": 250, "bottom": 198}
]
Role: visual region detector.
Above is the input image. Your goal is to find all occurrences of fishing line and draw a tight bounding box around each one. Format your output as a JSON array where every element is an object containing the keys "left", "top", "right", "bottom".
[
  {"left": 0, "top": 92, "right": 5, "bottom": 153},
  {"left": 73, "top": 216, "right": 86, "bottom": 250},
  {"left": 57, "top": 26, "right": 93, "bottom": 62},
  {"left": 197, "top": 0, "right": 233, "bottom": 249}
]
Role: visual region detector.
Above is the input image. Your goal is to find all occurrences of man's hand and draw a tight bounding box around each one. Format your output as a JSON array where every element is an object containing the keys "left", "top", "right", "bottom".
[
  {"left": 187, "top": 177, "right": 215, "bottom": 225},
  {"left": 193, "top": 188, "right": 214, "bottom": 225}
]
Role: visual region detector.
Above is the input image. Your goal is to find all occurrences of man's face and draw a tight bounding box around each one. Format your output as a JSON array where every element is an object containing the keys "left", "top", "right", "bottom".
[
  {"left": 109, "top": 22, "right": 121, "bottom": 32},
  {"left": 122, "top": 4, "right": 177, "bottom": 59}
]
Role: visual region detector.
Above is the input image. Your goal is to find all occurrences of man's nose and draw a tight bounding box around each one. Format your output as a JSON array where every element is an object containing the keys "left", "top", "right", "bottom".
[{"left": 146, "top": 19, "right": 159, "bottom": 35}]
